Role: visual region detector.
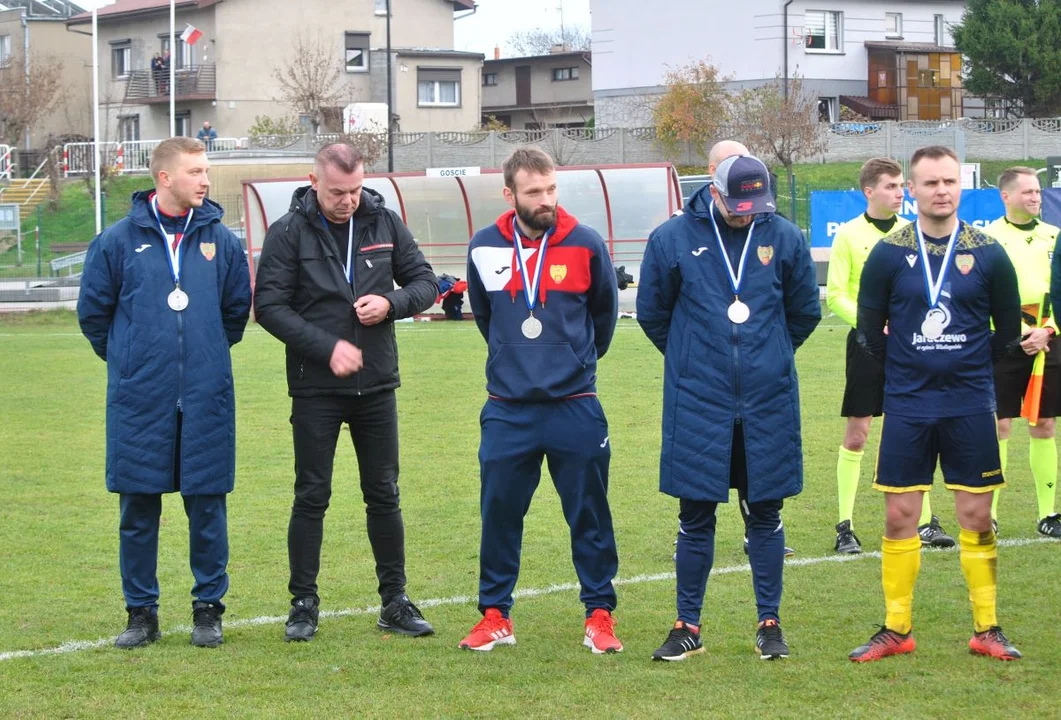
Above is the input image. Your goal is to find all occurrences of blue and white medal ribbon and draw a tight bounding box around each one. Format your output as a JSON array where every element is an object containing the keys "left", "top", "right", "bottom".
[
  {"left": 708, "top": 201, "right": 756, "bottom": 324},
  {"left": 152, "top": 196, "right": 193, "bottom": 311},
  {"left": 915, "top": 220, "right": 960, "bottom": 339},
  {"left": 512, "top": 218, "right": 552, "bottom": 339}
]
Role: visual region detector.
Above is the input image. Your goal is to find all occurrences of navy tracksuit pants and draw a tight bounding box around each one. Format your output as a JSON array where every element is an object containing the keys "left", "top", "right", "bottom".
[
  {"left": 118, "top": 493, "right": 229, "bottom": 611},
  {"left": 477, "top": 396, "right": 617, "bottom": 617},
  {"left": 674, "top": 422, "right": 785, "bottom": 625}
]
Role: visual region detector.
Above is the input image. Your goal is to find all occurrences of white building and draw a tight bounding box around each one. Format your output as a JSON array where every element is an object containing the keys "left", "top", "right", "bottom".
[{"left": 590, "top": 0, "right": 970, "bottom": 127}]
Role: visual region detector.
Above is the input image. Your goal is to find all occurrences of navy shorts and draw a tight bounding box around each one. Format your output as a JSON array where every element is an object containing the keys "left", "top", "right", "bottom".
[{"left": 873, "top": 412, "right": 1004, "bottom": 493}]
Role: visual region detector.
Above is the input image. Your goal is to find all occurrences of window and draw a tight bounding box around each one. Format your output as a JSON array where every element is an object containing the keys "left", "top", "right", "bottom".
[
  {"left": 0, "top": 35, "right": 10, "bottom": 68},
  {"left": 345, "top": 32, "right": 370, "bottom": 73},
  {"left": 374, "top": 0, "right": 390, "bottom": 15},
  {"left": 551, "top": 67, "right": 579, "bottom": 81},
  {"left": 483, "top": 72, "right": 498, "bottom": 87},
  {"left": 175, "top": 111, "right": 191, "bottom": 137},
  {"left": 111, "top": 41, "right": 131, "bottom": 78},
  {"left": 118, "top": 115, "right": 140, "bottom": 143},
  {"left": 934, "top": 14, "right": 946, "bottom": 45},
  {"left": 805, "top": 10, "right": 841, "bottom": 52},
  {"left": 162, "top": 37, "right": 194, "bottom": 69},
  {"left": 885, "top": 12, "right": 902, "bottom": 38},
  {"left": 417, "top": 68, "right": 461, "bottom": 107},
  {"left": 818, "top": 97, "right": 837, "bottom": 122},
  {"left": 918, "top": 69, "right": 939, "bottom": 88}
]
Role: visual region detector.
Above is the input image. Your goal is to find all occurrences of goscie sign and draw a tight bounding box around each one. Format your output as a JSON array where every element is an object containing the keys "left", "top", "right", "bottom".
[{"left": 426, "top": 166, "right": 481, "bottom": 178}]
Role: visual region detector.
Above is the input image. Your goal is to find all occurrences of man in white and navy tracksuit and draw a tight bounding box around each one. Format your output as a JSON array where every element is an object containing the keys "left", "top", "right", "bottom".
[{"left": 458, "top": 147, "right": 622, "bottom": 655}]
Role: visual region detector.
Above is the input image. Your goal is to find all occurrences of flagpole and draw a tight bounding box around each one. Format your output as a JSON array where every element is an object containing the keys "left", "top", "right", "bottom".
[
  {"left": 92, "top": 7, "right": 101, "bottom": 235},
  {"left": 169, "top": 0, "right": 176, "bottom": 137}
]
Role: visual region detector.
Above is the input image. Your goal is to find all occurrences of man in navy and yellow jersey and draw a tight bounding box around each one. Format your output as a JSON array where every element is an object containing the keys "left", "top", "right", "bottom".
[
  {"left": 985, "top": 167, "right": 1061, "bottom": 538},
  {"left": 828, "top": 158, "right": 955, "bottom": 554},
  {"left": 849, "top": 146, "right": 1023, "bottom": 662}
]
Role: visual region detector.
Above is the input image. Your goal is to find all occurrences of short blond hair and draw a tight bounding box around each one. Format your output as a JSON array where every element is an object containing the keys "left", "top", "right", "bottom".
[
  {"left": 150, "top": 137, "right": 206, "bottom": 181},
  {"left": 502, "top": 146, "right": 554, "bottom": 191},
  {"left": 859, "top": 157, "right": 903, "bottom": 192},
  {"left": 998, "top": 166, "right": 1037, "bottom": 191}
]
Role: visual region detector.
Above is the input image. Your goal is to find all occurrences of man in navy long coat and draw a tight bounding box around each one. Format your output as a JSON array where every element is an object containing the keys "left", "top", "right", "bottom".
[
  {"left": 78, "top": 137, "right": 251, "bottom": 649},
  {"left": 637, "top": 154, "right": 820, "bottom": 662}
]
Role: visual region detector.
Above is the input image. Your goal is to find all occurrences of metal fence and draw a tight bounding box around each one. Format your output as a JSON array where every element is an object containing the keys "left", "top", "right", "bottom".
[
  {"left": 61, "top": 138, "right": 247, "bottom": 176},
  {"left": 0, "top": 145, "right": 12, "bottom": 180}
]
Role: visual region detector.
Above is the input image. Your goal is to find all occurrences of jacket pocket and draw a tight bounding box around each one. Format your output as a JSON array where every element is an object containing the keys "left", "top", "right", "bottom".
[
  {"left": 357, "top": 249, "right": 394, "bottom": 296},
  {"left": 490, "top": 342, "right": 586, "bottom": 397}
]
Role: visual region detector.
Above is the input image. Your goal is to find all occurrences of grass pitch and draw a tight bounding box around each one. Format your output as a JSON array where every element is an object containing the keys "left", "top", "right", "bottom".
[{"left": 0, "top": 312, "right": 1057, "bottom": 718}]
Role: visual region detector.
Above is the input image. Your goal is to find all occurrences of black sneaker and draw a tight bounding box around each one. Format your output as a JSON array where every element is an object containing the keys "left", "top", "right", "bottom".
[
  {"left": 285, "top": 596, "right": 319, "bottom": 643},
  {"left": 755, "top": 619, "right": 789, "bottom": 660},
  {"left": 378, "top": 594, "right": 434, "bottom": 637},
  {"left": 834, "top": 520, "right": 862, "bottom": 554},
  {"left": 114, "top": 607, "right": 161, "bottom": 649},
  {"left": 652, "top": 621, "right": 704, "bottom": 662},
  {"left": 744, "top": 536, "right": 796, "bottom": 558},
  {"left": 1037, "top": 513, "right": 1061, "bottom": 538},
  {"left": 918, "top": 515, "right": 956, "bottom": 548},
  {"left": 191, "top": 601, "right": 223, "bottom": 648}
]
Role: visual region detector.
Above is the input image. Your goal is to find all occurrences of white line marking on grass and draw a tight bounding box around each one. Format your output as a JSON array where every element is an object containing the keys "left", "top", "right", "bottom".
[{"left": 0, "top": 536, "right": 1053, "bottom": 662}]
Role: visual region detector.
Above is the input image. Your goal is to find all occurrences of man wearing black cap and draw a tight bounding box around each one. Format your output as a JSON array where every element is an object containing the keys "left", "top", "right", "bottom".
[{"left": 637, "top": 154, "right": 821, "bottom": 662}]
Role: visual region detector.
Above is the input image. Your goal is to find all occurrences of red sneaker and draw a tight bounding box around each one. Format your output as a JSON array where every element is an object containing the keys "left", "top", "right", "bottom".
[
  {"left": 849, "top": 626, "right": 916, "bottom": 662},
  {"left": 583, "top": 608, "right": 623, "bottom": 654},
  {"left": 458, "top": 608, "right": 515, "bottom": 652},
  {"left": 969, "top": 627, "right": 1022, "bottom": 661}
]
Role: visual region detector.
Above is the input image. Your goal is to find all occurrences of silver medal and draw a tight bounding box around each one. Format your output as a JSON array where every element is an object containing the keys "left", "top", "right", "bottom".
[
  {"left": 167, "top": 288, "right": 189, "bottom": 312},
  {"left": 727, "top": 299, "right": 750, "bottom": 324},
  {"left": 920, "top": 308, "right": 946, "bottom": 339},
  {"left": 522, "top": 315, "right": 543, "bottom": 339}
]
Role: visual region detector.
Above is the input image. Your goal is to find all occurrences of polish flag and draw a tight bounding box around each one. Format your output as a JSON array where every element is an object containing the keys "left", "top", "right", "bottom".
[{"left": 180, "top": 24, "right": 203, "bottom": 45}]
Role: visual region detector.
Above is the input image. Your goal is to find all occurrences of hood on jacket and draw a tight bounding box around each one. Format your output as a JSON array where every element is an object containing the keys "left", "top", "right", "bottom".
[
  {"left": 289, "top": 185, "right": 386, "bottom": 220},
  {"left": 128, "top": 189, "right": 224, "bottom": 230},
  {"left": 493, "top": 205, "right": 579, "bottom": 246},
  {"left": 685, "top": 184, "right": 775, "bottom": 226}
]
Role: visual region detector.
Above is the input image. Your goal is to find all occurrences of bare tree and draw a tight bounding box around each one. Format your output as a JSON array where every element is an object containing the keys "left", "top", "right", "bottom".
[
  {"left": 652, "top": 59, "right": 731, "bottom": 163},
  {"left": 729, "top": 72, "right": 826, "bottom": 176},
  {"left": 338, "top": 129, "right": 385, "bottom": 170},
  {"left": 507, "top": 26, "right": 590, "bottom": 55},
  {"left": 273, "top": 34, "right": 346, "bottom": 134},
  {"left": 0, "top": 51, "right": 65, "bottom": 146}
]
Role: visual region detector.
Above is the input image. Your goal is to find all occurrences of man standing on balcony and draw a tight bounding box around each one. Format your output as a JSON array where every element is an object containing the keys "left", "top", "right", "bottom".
[
  {"left": 77, "top": 137, "right": 251, "bottom": 650},
  {"left": 254, "top": 142, "right": 439, "bottom": 643},
  {"left": 197, "top": 122, "right": 217, "bottom": 151}
]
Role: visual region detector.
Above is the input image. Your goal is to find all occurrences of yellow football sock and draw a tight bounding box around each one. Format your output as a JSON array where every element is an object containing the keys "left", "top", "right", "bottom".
[
  {"left": 1028, "top": 437, "right": 1057, "bottom": 520},
  {"left": 959, "top": 528, "right": 998, "bottom": 633},
  {"left": 837, "top": 446, "right": 863, "bottom": 525},
  {"left": 882, "top": 535, "right": 921, "bottom": 635},
  {"left": 918, "top": 493, "right": 933, "bottom": 526}
]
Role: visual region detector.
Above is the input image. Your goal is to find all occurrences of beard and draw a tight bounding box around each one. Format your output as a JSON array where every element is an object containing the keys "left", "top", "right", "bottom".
[{"left": 516, "top": 199, "right": 557, "bottom": 233}]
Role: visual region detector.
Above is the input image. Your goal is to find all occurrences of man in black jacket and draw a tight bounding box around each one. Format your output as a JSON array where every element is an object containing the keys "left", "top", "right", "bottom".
[{"left": 254, "top": 143, "right": 439, "bottom": 642}]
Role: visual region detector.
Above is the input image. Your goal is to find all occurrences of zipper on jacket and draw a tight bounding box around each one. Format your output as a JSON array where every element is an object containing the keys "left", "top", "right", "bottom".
[
  {"left": 177, "top": 303, "right": 184, "bottom": 410},
  {"left": 352, "top": 221, "right": 366, "bottom": 396},
  {"left": 731, "top": 323, "right": 742, "bottom": 422},
  {"left": 298, "top": 355, "right": 305, "bottom": 381}
]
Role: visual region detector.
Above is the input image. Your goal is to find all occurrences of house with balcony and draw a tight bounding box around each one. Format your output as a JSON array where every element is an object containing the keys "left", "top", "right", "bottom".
[
  {"left": 65, "top": 0, "right": 483, "bottom": 144},
  {"left": 481, "top": 50, "right": 593, "bottom": 130},
  {"left": 0, "top": 0, "right": 91, "bottom": 151},
  {"left": 590, "top": 0, "right": 972, "bottom": 127}
]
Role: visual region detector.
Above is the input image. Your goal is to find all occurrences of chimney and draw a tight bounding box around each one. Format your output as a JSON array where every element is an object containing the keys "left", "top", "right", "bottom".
[{"left": 494, "top": 45, "right": 501, "bottom": 60}]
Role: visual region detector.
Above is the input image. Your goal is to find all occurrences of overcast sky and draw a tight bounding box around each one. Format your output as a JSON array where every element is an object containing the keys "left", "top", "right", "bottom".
[{"left": 77, "top": 0, "right": 593, "bottom": 56}]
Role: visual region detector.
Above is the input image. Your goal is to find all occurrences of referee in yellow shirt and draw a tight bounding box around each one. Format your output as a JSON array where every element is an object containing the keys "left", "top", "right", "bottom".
[
  {"left": 826, "top": 158, "right": 954, "bottom": 553},
  {"left": 985, "top": 167, "right": 1061, "bottom": 538}
]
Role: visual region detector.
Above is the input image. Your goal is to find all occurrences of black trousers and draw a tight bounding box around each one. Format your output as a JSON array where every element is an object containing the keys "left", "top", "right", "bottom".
[{"left": 288, "top": 390, "right": 406, "bottom": 603}]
